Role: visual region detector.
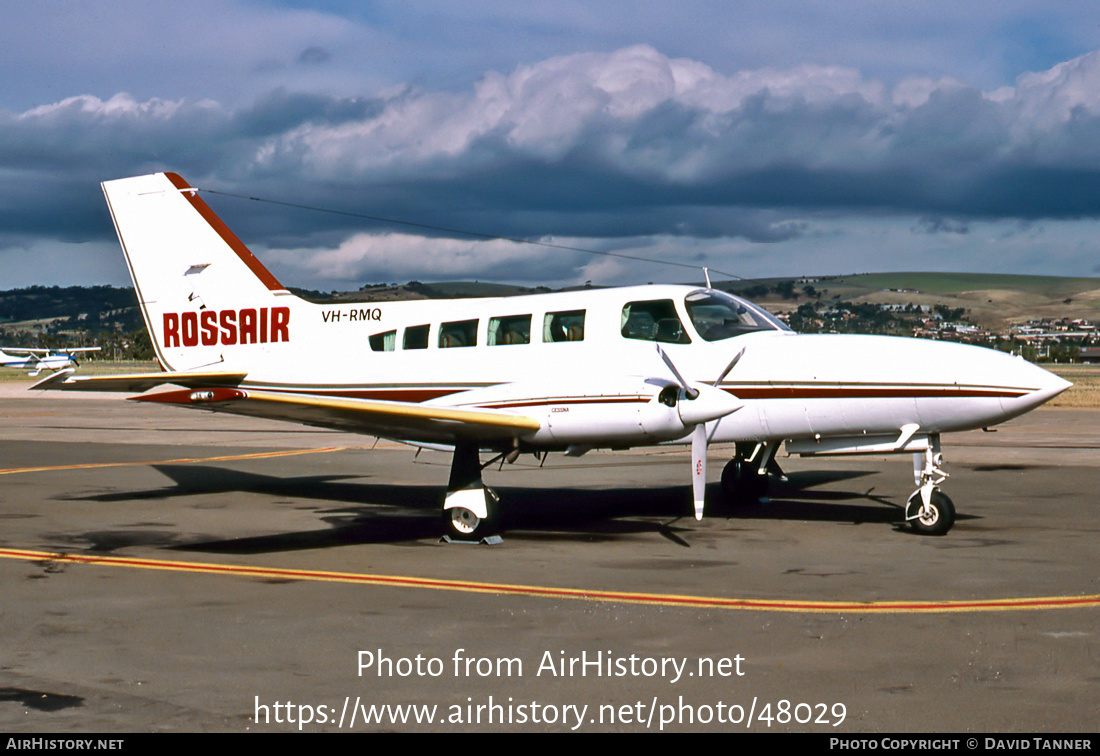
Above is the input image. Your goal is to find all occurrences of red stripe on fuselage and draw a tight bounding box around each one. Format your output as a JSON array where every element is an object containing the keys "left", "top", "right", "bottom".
[
  {"left": 142, "top": 382, "right": 1035, "bottom": 405},
  {"left": 479, "top": 396, "right": 650, "bottom": 409},
  {"left": 721, "top": 385, "right": 1031, "bottom": 400}
]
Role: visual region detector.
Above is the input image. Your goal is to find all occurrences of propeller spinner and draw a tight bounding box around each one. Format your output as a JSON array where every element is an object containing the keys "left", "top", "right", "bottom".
[{"left": 656, "top": 345, "right": 746, "bottom": 519}]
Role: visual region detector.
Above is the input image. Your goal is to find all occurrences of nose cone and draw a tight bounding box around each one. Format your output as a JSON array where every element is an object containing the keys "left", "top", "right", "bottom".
[
  {"left": 750, "top": 334, "right": 1071, "bottom": 434},
  {"left": 912, "top": 341, "right": 1072, "bottom": 426},
  {"left": 1000, "top": 360, "right": 1071, "bottom": 418}
]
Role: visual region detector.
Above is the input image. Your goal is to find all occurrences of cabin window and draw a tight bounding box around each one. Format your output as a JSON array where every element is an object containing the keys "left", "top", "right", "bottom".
[
  {"left": 404, "top": 324, "right": 430, "bottom": 350},
  {"left": 439, "top": 319, "right": 478, "bottom": 348},
  {"left": 621, "top": 299, "right": 691, "bottom": 344},
  {"left": 684, "top": 290, "right": 788, "bottom": 340},
  {"left": 488, "top": 314, "right": 531, "bottom": 346},
  {"left": 543, "top": 310, "right": 585, "bottom": 342},
  {"left": 369, "top": 330, "right": 396, "bottom": 352}
]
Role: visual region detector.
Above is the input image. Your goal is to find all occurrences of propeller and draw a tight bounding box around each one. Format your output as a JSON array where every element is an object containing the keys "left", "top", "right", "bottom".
[
  {"left": 656, "top": 345, "right": 746, "bottom": 520},
  {"left": 713, "top": 347, "right": 745, "bottom": 388},
  {"left": 657, "top": 346, "right": 698, "bottom": 399}
]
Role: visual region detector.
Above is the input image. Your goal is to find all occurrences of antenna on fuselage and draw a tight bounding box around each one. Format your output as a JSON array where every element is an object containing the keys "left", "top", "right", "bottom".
[{"left": 703, "top": 267, "right": 712, "bottom": 289}]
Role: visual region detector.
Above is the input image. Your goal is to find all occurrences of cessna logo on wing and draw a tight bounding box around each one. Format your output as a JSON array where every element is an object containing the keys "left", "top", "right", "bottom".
[{"left": 162, "top": 307, "right": 290, "bottom": 347}]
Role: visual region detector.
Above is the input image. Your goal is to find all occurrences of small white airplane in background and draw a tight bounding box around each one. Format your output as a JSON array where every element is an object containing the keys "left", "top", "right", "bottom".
[
  {"left": 34, "top": 173, "right": 1070, "bottom": 541},
  {"left": 2, "top": 347, "right": 100, "bottom": 376}
]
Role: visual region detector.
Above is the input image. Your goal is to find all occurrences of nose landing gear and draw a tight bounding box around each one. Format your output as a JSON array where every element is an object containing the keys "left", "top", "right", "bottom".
[{"left": 905, "top": 435, "right": 955, "bottom": 535}]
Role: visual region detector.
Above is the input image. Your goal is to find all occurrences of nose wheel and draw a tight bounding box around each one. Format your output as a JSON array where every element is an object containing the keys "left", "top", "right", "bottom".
[
  {"left": 906, "top": 489, "right": 955, "bottom": 536},
  {"left": 905, "top": 435, "right": 956, "bottom": 535}
]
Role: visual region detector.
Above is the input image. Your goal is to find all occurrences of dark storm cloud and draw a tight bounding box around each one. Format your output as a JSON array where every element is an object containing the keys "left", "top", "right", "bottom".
[
  {"left": 233, "top": 89, "right": 384, "bottom": 137},
  {"left": 225, "top": 46, "right": 1100, "bottom": 236},
  {"left": 6, "top": 44, "right": 1100, "bottom": 284}
]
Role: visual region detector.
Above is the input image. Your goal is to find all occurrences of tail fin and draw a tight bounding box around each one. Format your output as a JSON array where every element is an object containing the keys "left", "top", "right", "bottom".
[{"left": 102, "top": 173, "right": 297, "bottom": 371}]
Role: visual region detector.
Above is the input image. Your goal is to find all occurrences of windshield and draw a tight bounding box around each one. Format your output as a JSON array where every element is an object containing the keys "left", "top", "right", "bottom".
[{"left": 684, "top": 290, "right": 790, "bottom": 341}]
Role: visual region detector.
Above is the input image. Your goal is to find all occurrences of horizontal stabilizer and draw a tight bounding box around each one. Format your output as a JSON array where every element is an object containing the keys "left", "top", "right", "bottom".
[{"left": 31, "top": 369, "right": 247, "bottom": 393}]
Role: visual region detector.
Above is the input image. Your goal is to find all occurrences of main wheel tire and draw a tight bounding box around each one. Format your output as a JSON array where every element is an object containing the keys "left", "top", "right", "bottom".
[
  {"left": 721, "top": 458, "right": 768, "bottom": 506},
  {"left": 442, "top": 488, "right": 499, "bottom": 541},
  {"left": 907, "top": 490, "right": 955, "bottom": 536},
  {"left": 446, "top": 506, "right": 482, "bottom": 537}
]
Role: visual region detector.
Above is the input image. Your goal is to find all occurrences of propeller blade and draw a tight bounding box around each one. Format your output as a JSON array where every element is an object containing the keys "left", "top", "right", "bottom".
[
  {"left": 713, "top": 347, "right": 746, "bottom": 388},
  {"left": 656, "top": 344, "right": 699, "bottom": 399},
  {"left": 691, "top": 423, "right": 707, "bottom": 520}
]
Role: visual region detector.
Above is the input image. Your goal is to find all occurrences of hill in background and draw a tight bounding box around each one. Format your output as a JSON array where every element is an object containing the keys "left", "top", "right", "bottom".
[
  {"left": 2, "top": 273, "right": 1099, "bottom": 359},
  {"left": 801, "top": 273, "right": 1100, "bottom": 331}
]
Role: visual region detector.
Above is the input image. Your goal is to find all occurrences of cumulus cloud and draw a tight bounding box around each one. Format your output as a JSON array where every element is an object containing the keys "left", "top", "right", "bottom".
[
  {"left": 7, "top": 43, "right": 1100, "bottom": 286},
  {"left": 236, "top": 44, "right": 1100, "bottom": 221},
  {"left": 266, "top": 232, "right": 587, "bottom": 284}
]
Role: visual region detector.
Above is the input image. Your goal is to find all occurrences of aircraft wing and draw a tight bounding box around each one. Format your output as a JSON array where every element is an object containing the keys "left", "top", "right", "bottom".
[
  {"left": 133, "top": 388, "right": 542, "bottom": 445},
  {"left": 30, "top": 369, "right": 248, "bottom": 393}
]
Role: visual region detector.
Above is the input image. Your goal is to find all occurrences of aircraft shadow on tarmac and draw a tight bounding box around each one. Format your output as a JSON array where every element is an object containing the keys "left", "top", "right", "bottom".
[{"left": 50, "top": 463, "right": 971, "bottom": 554}]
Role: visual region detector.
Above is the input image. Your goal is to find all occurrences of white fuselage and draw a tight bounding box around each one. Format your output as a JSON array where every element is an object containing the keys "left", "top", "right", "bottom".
[
  {"left": 147, "top": 283, "right": 1069, "bottom": 452},
  {"left": 84, "top": 171, "right": 1072, "bottom": 536}
]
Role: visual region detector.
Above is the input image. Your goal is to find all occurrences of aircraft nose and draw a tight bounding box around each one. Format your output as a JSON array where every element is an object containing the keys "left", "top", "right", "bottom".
[{"left": 1003, "top": 361, "right": 1071, "bottom": 416}]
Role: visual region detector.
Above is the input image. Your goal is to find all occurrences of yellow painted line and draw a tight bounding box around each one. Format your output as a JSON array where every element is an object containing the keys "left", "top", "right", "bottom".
[
  {"left": 0, "top": 445, "right": 367, "bottom": 476},
  {"left": 1, "top": 547, "right": 1098, "bottom": 614}
]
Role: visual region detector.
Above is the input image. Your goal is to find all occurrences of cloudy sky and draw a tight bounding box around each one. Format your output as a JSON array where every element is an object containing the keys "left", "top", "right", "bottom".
[{"left": 4, "top": 1, "right": 1100, "bottom": 291}]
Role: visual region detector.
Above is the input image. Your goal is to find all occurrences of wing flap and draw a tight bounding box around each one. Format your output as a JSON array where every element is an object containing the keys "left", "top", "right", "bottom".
[{"left": 135, "top": 388, "right": 541, "bottom": 444}]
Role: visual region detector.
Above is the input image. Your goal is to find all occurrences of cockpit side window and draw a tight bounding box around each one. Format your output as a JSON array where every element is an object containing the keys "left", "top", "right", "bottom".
[
  {"left": 685, "top": 290, "right": 789, "bottom": 341},
  {"left": 621, "top": 299, "right": 691, "bottom": 344}
]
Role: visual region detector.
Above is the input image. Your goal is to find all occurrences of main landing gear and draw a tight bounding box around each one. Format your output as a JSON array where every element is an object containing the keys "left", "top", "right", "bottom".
[
  {"left": 905, "top": 434, "right": 955, "bottom": 536},
  {"left": 720, "top": 441, "right": 782, "bottom": 507},
  {"left": 441, "top": 441, "right": 500, "bottom": 542}
]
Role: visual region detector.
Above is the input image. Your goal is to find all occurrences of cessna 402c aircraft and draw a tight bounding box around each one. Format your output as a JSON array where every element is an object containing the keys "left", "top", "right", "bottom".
[{"left": 35, "top": 173, "right": 1070, "bottom": 541}]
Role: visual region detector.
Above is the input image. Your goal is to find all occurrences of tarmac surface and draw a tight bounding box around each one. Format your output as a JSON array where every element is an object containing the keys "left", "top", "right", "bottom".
[{"left": 0, "top": 382, "right": 1097, "bottom": 732}]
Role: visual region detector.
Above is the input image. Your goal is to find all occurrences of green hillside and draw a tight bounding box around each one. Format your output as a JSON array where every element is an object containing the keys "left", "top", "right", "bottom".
[{"left": 829, "top": 272, "right": 1100, "bottom": 299}]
